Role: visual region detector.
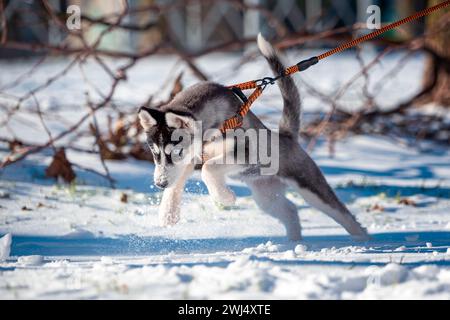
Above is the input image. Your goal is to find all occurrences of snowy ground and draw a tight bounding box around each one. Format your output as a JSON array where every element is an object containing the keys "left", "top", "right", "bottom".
[{"left": 1, "top": 51, "right": 450, "bottom": 299}]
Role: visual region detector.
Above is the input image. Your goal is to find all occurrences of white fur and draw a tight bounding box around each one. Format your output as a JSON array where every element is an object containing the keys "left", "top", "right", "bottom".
[
  {"left": 165, "top": 112, "right": 195, "bottom": 131},
  {"left": 257, "top": 33, "right": 276, "bottom": 58},
  {"left": 202, "top": 170, "right": 236, "bottom": 206},
  {"left": 200, "top": 136, "right": 244, "bottom": 206},
  {"left": 248, "top": 177, "right": 301, "bottom": 241},
  {"left": 164, "top": 144, "right": 174, "bottom": 155},
  {"left": 138, "top": 110, "right": 157, "bottom": 130},
  {"left": 159, "top": 164, "right": 194, "bottom": 226}
]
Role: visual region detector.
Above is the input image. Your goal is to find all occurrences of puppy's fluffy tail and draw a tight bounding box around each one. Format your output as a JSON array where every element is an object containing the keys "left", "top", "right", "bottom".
[{"left": 257, "top": 33, "right": 301, "bottom": 137}]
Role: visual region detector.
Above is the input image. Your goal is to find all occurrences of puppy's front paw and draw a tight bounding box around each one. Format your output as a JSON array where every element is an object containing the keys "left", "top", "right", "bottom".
[
  {"left": 211, "top": 188, "right": 236, "bottom": 207},
  {"left": 158, "top": 207, "right": 180, "bottom": 226}
]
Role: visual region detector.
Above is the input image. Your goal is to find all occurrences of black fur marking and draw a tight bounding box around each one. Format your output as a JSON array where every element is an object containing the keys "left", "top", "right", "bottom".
[{"left": 139, "top": 107, "right": 194, "bottom": 165}]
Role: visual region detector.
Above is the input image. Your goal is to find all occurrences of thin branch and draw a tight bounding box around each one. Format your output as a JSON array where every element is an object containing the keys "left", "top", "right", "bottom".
[
  {"left": 32, "top": 94, "right": 56, "bottom": 154},
  {"left": 0, "top": 0, "right": 7, "bottom": 44},
  {"left": 87, "top": 96, "right": 115, "bottom": 189}
]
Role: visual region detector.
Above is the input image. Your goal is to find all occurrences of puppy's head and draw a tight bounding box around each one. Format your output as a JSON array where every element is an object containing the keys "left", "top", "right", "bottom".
[{"left": 138, "top": 107, "right": 197, "bottom": 189}]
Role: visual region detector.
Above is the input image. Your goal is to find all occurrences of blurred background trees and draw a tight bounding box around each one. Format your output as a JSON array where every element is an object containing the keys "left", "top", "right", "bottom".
[
  {"left": 1, "top": 0, "right": 447, "bottom": 108},
  {"left": 0, "top": 1, "right": 437, "bottom": 54},
  {"left": 423, "top": 0, "right": 449, "bottom": 106}
]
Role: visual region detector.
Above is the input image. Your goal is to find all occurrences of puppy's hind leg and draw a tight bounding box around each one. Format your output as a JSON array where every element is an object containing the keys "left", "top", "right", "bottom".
[
  {"left": 292, "top": 168, "right": 369, "bottom": 240},
  {"left": 247, "top": 177, "right": 302, "bottom": 241},
  {"left": 287, "top": 161, "right": 369, "bottom": 240},
  {"left": 295, "top": 185, "right": 369, "bottom": 240}
]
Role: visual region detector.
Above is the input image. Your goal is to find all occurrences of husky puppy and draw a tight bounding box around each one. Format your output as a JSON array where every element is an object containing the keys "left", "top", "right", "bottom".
[{"left": 138, "top": 34, "right": 369, "bottom": 241}]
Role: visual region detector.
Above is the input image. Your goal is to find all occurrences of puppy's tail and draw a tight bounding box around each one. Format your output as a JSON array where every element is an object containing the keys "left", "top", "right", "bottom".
[{"left": 257, "top": 33, "right": 301, "bottom": 137}]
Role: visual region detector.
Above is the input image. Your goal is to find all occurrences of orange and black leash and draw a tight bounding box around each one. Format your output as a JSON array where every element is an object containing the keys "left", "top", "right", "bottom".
[{"left": 220, "top": 0, "right": 450, "bottom": 132}]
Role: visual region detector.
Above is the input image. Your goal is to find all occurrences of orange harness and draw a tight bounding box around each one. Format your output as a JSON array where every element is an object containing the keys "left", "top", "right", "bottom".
[{"left": 220, "top": 0, "right": 450, "bottom": 133}]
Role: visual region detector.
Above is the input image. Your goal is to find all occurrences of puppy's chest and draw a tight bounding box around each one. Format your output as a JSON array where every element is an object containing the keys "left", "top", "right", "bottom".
[
  {"left": 201, "top": 138, "right": 260, "bottom": 178},
  {"left": 201, "top": 137, "right": 236, "bottom": 160}
]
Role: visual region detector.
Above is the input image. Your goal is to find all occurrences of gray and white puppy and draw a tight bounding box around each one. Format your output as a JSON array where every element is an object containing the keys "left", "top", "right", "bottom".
[{"left": 138, "top": 34, "right": 369, "bottom": 241}]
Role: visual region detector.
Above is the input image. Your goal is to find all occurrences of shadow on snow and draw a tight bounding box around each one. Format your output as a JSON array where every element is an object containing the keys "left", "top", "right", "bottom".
[{"left": 5, "top": 231, "right": 450, "bottom": 268}]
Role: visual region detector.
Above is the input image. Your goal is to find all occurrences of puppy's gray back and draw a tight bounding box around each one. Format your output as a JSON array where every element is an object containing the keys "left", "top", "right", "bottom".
[{"left": 163, "top": 82, "right": 244, "bottom": 130}]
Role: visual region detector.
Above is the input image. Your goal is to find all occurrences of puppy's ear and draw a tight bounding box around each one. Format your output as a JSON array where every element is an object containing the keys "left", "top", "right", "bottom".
[
  {"left": 165, "top": 112, "right": 195, "bottom": 132},
  {"left": 138, "top": 107, "right": 160, "bottom": 130}
]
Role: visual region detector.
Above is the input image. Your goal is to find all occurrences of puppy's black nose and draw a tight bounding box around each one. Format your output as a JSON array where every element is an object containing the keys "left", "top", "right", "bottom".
[{"left": 155, "top": 180, "right": 168, "bottom": 189}]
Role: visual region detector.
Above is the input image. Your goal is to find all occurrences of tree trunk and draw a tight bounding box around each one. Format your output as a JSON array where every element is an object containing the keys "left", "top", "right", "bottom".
[{"left": 419, "top": 0, "right": 450, "bottom": 107}]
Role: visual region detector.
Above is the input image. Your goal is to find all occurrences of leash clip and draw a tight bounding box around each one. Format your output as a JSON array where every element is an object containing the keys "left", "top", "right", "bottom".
[{"left": 255, "top": 76, "right": 277, "bottom": 89}]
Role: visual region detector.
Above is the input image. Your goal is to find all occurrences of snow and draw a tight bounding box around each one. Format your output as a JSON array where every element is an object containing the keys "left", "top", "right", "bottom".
[
  {"left": 17, "top": 255, "right": 44, "bottom": 266},
  {"left": 0, "top": 234, "right": 11, "bottom": 261},
  {"left": 1, "top": 52, "right": 450, "bottom": 299}
]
